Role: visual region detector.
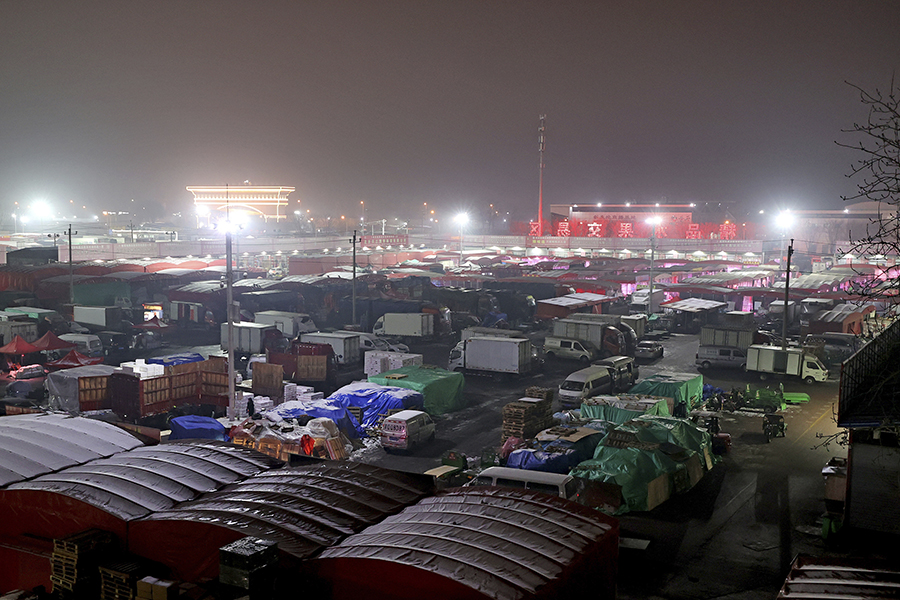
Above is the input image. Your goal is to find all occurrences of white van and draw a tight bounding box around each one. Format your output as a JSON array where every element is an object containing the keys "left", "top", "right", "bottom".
[
  {"left": 558, "top": 365, "right": 614, "bottom": 409},
  {"left": 380, "top": 410, "right": 435, "bottom": 452},
  {"left": 357, "top": 332, "right": 409, "bottom": 354},
  {"left": 58, "top": 333, "right": 104, "bottom": 358},
  {"left": 592, "top": 355, "right": 639, "bottom": 391},
  {"left": 543, "top": 336, "right": 598, "bottom": 362},
  {"left": 696, "top": 346, "right": 747, "bottom": 370},
  {"left": 466, "top": 466, "right": 577, "bottom": 500}
]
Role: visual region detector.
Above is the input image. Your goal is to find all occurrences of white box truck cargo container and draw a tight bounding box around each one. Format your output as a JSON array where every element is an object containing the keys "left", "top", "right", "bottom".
[
  {"left": 73, "top": 306, "right": 123, "bottom": 330},
  {"left": 448, "top": 336, "right": 534, "bottom": 375},
  {"left": 460, "top": 327, "right": 525, "bottom": 342},
  {"left": 300, "top": 331, "right": 361, "bottom": 365},
  {"left": 746, "top": 344, "right": 828, "bottom": 384},
  {"left": 373, "top": 313, "right": 434, "bottom": 338},
  {"left": 0, "top": 320, "right": 39, "bottom": 344},
  {"left": 220, "top": 322, "right": 279, "bottom": 354},
  {"left": 254, "top": 311, "right": 317, "bottom": 338}
]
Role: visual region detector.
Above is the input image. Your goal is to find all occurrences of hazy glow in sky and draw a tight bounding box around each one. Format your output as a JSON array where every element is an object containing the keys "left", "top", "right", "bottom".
[{"left": 1, "top": 1, "right": 899, "bottom": 223}]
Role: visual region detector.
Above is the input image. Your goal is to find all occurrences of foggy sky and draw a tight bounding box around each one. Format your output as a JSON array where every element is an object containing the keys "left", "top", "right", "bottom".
[{"left": 2, "top": 0, "right": 899, "bottom": 226}]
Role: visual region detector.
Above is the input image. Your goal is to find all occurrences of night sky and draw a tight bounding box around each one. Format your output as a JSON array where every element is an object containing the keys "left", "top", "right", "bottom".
[{"left": 2, "top": 1, "right": 898, "bottom": 227}]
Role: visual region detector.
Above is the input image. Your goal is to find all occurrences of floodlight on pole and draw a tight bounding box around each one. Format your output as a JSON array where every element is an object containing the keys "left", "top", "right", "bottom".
[
  {"left": 455, "top": 213, "right": 469, "bottom": 266},
  {"left": 646, "top": 216, "right": 662, "bottom": 318}
]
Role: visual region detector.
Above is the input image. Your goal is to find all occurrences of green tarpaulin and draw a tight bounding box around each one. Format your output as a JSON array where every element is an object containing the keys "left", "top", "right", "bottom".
[
  {"left": 580, "top": 396, "right": 670, "bottom": 424},
  {"left": 369, "top": 365, "right": 465, "bottom": 415},
  {"left": 628, "top": 373, "right": 703, "bottom": 411},
  {"left": 571, "top": 415, "right": 716, "bottom": 514}
]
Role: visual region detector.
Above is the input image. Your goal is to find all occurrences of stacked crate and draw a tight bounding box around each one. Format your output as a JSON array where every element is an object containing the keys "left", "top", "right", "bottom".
[
  {"left": 98, "top": 558, "right": 148, "bottom": 600},
  {"left": 501, "top": 396, "right": 554, "bottom": 443},
  {"left": 50, "top": 529, "right": 115, "bottom": 596}
]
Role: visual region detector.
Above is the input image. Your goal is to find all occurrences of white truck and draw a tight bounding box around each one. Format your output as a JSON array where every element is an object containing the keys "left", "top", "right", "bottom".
[
  {"left": 448, "top": 336, "right": 536, "bottom": 376},
  {"left": 373, "top": 313, "right": 434, "bottom": 338},
  {"left": 460, "top": 327, "right": 525, "bottom": 342},
  {"left": 299, "top": 331, "right": 361, "bottom": 366},
  {"left": 253, "top": 311, "right": 317, "bottom": 338},
  {"left": 73, "top": 306, "right": 123, "bottom": 331},
  {"left": 0, "top": 320, "right": 39, "bottom": 345},
  {"left": 220, "top": 322, "right": 280, "bottom": 355},
  {"left": 746, "top": 344, "right": 829, "bottom": 384}
]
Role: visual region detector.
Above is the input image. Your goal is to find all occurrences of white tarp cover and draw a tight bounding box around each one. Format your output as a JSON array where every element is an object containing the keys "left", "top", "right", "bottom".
[
  {"left": 45, "top": 364, "right": 118, "bottom": 413},
  {"left": 0, "top": 413, "right": 144, "bottom": 487}
]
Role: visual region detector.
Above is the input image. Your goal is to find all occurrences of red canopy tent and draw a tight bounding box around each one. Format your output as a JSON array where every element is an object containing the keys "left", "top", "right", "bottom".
[
  {"left": 45, "top": 349, "right": 105, "bottom": 371},
  {"left": 132, "top": 316, "right": 171, "bottom": 332},
  {"left": 31, "top": 331, "right": 77, "bottom": 352},
  {"left": 0, "top": 336, "right": 40, "bottom": 356}
]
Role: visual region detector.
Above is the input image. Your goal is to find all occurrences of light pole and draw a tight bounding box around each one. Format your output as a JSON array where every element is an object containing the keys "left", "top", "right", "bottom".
[
  {"left": 455, "top": 213, "right": 469, "bottom": 266},
  {"left": 11, "top": 213, "right": 16, "bottom": 234},
  {"left": 646, "top": 216, "right": 661, "bottom": 318}
]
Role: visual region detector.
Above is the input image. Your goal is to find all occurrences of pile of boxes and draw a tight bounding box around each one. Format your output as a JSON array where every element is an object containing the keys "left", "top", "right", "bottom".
[
  {"left": 136, "top": 576, "right": 178, "bottom": 600},
  {"left": 119, "top": 359, "right": 165, "bottom": 378},
  {"left": 364, "top": 351, "right": 423, "bottom": 377}
]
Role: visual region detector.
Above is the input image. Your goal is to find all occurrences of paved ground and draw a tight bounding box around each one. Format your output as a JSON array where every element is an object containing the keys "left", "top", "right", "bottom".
[{"left": 163, "top": 326, "right": 898, "bottom": 598}]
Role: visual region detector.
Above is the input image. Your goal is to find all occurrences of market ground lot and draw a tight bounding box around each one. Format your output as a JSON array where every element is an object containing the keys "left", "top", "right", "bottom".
[{"left": 170, "top": 329, "right": 896, "bottom": 599}]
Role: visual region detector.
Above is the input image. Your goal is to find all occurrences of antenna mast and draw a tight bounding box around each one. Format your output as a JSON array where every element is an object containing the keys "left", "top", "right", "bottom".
[{"left": 538, "top": 115, "right": 546, "bottom": 236}]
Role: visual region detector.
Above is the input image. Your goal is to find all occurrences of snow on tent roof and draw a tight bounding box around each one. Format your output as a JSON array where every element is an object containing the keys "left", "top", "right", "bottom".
[
  {"left": 0, "top": 413, "right": 144, "bottom": 487},
  {"left": 6, "top": 441, "right": 279, "bottom": 521},
  {"left": 313, "top": 487, "right": 618, "bottom": 600}
]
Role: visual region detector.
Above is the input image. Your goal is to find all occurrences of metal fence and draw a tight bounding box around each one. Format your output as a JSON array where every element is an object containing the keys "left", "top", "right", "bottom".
[{"left": 839, "top": 318, "right": 900, "bottom": 427}]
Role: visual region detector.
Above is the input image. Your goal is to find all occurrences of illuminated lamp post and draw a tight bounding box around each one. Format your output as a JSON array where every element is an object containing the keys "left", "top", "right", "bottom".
[
  {"left": 646, "top": 216, "right": 661, "bottom": 318},
  {"left": 778, "top": 210, "right": 795, "bottom": 349},
  {"left": 455, "top": 213, "right": 469, "bottom": 266}
]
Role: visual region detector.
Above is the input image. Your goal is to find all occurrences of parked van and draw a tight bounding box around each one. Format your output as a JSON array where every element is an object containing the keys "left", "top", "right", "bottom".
[
  {"left": 357, "top": 332, "right": 410, "bottom": 354},
  {"left": 696, "top": 346, "right": 747, "bottom": 370},
  {"left": 543, "top": 336, "right": 599, "bottom": 362},
  {"left": 380, "top": 409, "right": 436, "bottom": 452},
  {"left": 466, "top": 466, "right": 577, "bottom": 500},
  {"left": 592, "top": 355, "right": 639, "bottom": 391},
  {"left": 803, "top": 333, "right": 865, "bottom": 366},
  {"left": 558, "top": 365, "right": 614, "bottom": 408},
  {"left": 58, "top": 333, "right": 104, "bottom": 358}
]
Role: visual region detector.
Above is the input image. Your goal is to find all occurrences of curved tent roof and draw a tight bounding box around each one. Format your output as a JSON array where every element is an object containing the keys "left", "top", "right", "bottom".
[
  {"left": 128, "top": 461, "right": 434, "bottom": 580},
  {"left": 0, "top": 414, "right": 144, "bottom": 487},
  {"left": 313, "top": 487, "right": 618, "bottom": 600},
  {"left": 6, "top": 441, "right": 279, "bottom": 521}
]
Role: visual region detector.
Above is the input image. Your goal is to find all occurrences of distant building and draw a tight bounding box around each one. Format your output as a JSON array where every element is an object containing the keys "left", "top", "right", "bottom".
[{"left": 187, "top": 185, "right": 296, "bottom": 226}]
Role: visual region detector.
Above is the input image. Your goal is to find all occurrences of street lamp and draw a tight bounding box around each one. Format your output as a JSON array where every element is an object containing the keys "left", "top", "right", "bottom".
[
  {"left": 646, "top": 216, "right": 661, "bottom": 318},
  {"left": 11, "top": 213, "right": 16, "bottom": 234},
  {"left": 455, "top": 212, "right": 469, "bottom": 266}
]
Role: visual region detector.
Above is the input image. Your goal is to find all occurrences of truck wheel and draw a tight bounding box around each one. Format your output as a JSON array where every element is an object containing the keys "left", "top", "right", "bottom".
[
  {"left": 545, "top": 352, "right": 555, "bottom": 360},
  {"left": 804, "top": 376, "right": 815, "bottom": 385},
  {"left": 759, "top": 373, "right": 768, "bottom": 381},
  {"left": 579, "top": 355, "right": 590, "bottom": 363},
  {"left": 701, "top": 361, "right": 711, "bottom": 370}
]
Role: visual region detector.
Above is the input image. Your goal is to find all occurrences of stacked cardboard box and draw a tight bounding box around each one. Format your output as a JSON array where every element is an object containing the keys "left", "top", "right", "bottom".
[
  {"left": 501, "top": 396, "right": 554, "bottom": 443},
  {"left": 364, "top": 351, "right": 424, "bottom": 377},
  {"left": 50, "top": 529, "right": 115, "bottom": 596},
  {"left": 136, "top": 576, "right": 178, "bottom": 600}
]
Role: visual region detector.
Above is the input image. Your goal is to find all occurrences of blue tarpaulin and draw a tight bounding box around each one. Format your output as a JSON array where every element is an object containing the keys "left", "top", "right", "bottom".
[
  {"left": 327, "top": 382, "right": 424, "bottom": 428},
  {"left": 168, "top": 415, "right": 227, "bottom": 441},
  {"left": 147, "top": 353, "right": 205, "bottom": 366},
  {"left": 506, "top": 448, "right": 580, "bottom": 474},
  {"left": 269, "top": 400, "right": 365, "bottom": 438}
]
